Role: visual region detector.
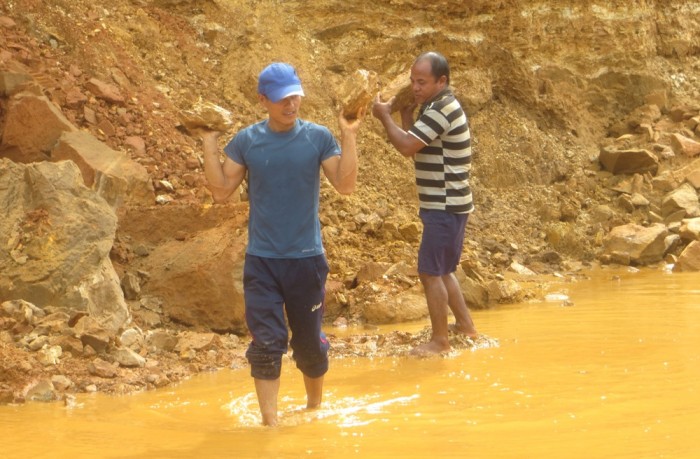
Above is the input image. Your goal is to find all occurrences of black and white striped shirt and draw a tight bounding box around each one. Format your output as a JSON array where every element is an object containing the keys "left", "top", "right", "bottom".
[{"left": 409, "top": 89, "right": 474, "bottom": 214}]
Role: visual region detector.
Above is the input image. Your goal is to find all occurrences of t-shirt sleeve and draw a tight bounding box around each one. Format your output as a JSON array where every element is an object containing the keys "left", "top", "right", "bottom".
[
  {"left": 408, "top": 106, "right": 450, "bottom": 146},
  {"left": 318, "top": 126, "right": 341, "bottom": 162},
  {"left": 223, "top": 132, "right": 246, "bottom": 166}
]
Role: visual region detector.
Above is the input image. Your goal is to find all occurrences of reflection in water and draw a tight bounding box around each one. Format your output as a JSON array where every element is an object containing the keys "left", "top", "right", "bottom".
[{"left": 2, "top": 267, "right": 700, "bottom": 458}]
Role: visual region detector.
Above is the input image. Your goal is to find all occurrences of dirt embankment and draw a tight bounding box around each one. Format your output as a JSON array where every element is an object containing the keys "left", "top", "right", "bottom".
[{"left": 1, "top": 0, "right": 699, "bottom": 402}]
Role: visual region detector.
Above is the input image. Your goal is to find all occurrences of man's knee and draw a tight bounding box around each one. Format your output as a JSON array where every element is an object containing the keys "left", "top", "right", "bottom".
[{"left": 246, "top": 343, "right": 283, "bottom": 379}]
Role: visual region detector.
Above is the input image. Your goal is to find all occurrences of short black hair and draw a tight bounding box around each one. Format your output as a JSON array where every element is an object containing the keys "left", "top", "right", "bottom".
[{"left": 415, "top": 51, "right": 450, "bottom": 85}]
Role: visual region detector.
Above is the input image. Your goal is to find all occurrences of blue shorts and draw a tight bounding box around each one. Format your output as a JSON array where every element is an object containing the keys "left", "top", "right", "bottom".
[
  {"left": 417, "top": 209, "right": 469, "bottom": 276},
  {"left": 243, "top": 254, "right": 330, "bottom": 380}
]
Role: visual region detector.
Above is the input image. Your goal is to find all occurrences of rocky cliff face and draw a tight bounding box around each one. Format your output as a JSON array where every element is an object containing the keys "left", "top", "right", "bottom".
[{"left": 1, "top": 0, "right": 700, "bottom": 400}]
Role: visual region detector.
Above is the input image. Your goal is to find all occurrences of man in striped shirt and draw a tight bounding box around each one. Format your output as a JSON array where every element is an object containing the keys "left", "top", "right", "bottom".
[{"left": 372, "top": 51, "right": 478, "bottom": 356}]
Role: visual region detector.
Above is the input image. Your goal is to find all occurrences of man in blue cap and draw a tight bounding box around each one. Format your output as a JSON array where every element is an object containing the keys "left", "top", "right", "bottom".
[{"left": 200, "top": 62, "right": 364, "bottom": 426}]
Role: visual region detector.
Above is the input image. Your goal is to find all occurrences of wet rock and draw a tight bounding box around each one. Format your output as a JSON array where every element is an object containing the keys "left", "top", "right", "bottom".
[
  {"left": 487, "top": 279, "right": 523, "bottom": 303},
  {"left": 51, "top": 375, "right": 73, "bottom": 391},
  {"left": 24, "top": 379, "right": 56, "bottom": 402},
  {"left": 457, "top": 272, "right": 490, "bottom": 309},
  {"left": 510, "top": 261, "right": 537, "bottom": 276},
  {"left": 674, "top": 241, "right": 700, "bottom": 272}
]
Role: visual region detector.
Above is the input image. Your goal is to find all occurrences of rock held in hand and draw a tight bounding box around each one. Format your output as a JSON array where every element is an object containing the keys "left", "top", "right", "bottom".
[
  {"left": 381, "top": 70, "right": 414, "bottom": 113},
  {"left": 341, "top": 69, "right": 378, "bottom": 120},
  {"left": 178, "top": 101, "right": 233, "bottom": 133}
]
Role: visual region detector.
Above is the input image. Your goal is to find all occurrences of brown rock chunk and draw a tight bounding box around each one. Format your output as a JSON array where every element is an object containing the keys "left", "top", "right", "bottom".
[
  {"left": 1, "top": 94, "right": 78, "bottom": 163},
  {"left": 178, "top": 101, "right": 233, "bottom": 133},
  {"left": 674, "top": 240, "right": 700, "bottom": 272},
  {"left": 598, "top": 147, "right": 659, "bottom": 175},
  {"left": 340, "top": 69, "right": 378, "bottom": 120},
  {"left": 86, "top": 78, "right": 125, "bottom": 104},
  {"left": 88, "top": 358, "right": 118, "bottom": 378},
  {"left": 380, "top": 70, "right": 414, "bottom": 113},
  {"left": 670, "top": 133, "right": 700, "bottom": 157}
]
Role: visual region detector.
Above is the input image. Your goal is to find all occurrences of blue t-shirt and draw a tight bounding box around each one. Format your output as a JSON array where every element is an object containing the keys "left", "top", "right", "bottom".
[{"left": 224, "top": 119, "right": 340, "bottom": 258}]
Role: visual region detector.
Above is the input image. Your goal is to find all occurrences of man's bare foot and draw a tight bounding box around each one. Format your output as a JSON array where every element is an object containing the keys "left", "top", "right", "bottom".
[
  {"left": 261, "top": 414, "right": 278, "bottom": 427},
  {"left": 448, "top": 322, "right": 478, "bottom": 338},
  {"left": 409, "top": 340, "right": 450, "bottom": 357},
  {"left": 306, "top": 401, "right": 321, "bottom": 410}
]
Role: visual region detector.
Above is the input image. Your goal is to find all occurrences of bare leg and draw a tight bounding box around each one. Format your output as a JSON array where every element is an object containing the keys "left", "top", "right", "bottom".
[
  {"left": 443, "top": 273, "right": 477, "bottom": 337},
  {"left": 254, "top": 378, "right": 280, "bottom": 426},
  {"left": 303, "top": 374, "right": 324, "bottom": 409},
  {"left": 411, "top": 273, "right": 451, "bottom": 356}
]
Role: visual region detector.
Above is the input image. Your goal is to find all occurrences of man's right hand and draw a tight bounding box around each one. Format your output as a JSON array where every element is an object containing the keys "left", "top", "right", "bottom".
[{"left": 371, "top": 93, "right": 393, "bottom": 120}]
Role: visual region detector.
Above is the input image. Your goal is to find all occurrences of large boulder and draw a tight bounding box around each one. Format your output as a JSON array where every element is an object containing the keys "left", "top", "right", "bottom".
[
  {"left": 0, "top": 159, "right": 129, "bottom": 333},
  {"left": 602, "top": 223, "right": 668, "bottom": 265},
  {"left": 138, "top": 223, "right": 247, "bottom": 334},
  {"left": 51, "top": 131, "right": 154, "bottom": 207},
  {"left": 0, "top": 93, "right": 77, "bottom": 163},
  {"left": 674, "top": 241, "right": 700, "bottom": 272}
]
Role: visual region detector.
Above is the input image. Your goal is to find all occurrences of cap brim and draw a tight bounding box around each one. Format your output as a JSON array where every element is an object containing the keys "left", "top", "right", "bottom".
[{"left": 267, "top": 86, "right": 305, "bottom": 102}]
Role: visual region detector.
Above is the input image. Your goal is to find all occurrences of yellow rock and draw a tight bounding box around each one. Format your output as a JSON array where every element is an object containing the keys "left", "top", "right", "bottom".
[
  {"left": 178, "top": 101, "right": 233, "bottom": 133},
  {"left": 340, "top": 69, "right": 378, "bottom": 120},
  {"left": 380, "top": 70, "right": 414, "bottom": 113}
]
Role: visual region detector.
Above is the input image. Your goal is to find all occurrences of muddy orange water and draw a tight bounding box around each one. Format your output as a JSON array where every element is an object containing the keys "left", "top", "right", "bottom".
[{"left": 3, "top": 267, "right": 700, "bottom": 459}]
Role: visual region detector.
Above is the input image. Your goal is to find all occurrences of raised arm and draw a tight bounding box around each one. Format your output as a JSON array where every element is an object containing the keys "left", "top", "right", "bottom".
[
  {"left": 200, "top": 130, "right": 247, "bottom": 203},
  {"left": 322, "top": 108, "right": 365, "bottom": 195},
  {"left": 371, "top": 94, "right": 425, "bottom": 157}
]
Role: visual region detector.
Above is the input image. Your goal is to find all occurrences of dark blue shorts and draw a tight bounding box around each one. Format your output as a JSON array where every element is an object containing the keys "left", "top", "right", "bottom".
[
  {"left": 243, "top": 254, "right": 330, "bottom": 380},
  {"left": 417, "top": 209, "right": 469, "bottom": 276}
]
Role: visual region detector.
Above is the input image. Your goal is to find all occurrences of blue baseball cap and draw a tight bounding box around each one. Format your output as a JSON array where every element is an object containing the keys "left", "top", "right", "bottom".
[{"left": 257, "top": 63, "right": 305, "bottom": 102}]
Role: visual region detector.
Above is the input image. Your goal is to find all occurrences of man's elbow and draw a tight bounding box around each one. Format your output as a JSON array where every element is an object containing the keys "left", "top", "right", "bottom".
[
  {"left": 397, "top": 146, "right": 417, "bottom": 158},
  {"left": 207, "top": 184, "right": 234, "bottom": 204},
  {"left": 334, "top": 181, "right": 356, "bottom": 195}
]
